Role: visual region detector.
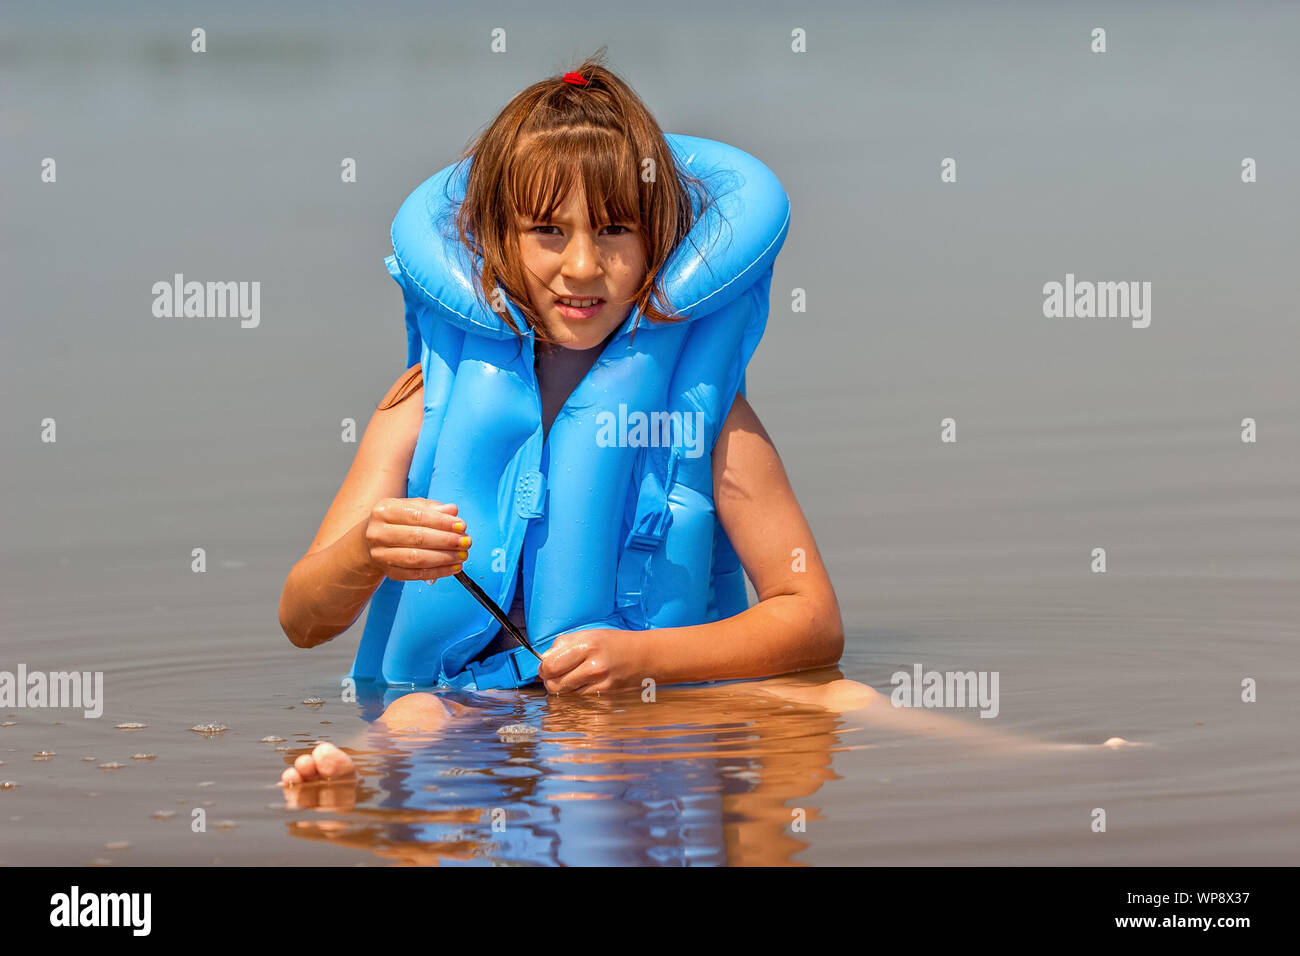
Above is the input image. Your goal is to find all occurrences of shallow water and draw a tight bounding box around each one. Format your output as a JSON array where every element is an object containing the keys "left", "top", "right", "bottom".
[
  {"left": 2, "top": 2, "right": 1298, "bottom": 865},
  {"left": 2, "top": 572, "right": 1296, "bottom": 865}
]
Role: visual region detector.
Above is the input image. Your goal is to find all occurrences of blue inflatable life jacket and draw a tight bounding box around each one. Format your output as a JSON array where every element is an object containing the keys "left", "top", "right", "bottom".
[{"left": 350, "top": 134, "right": 790, "bottom": 691}]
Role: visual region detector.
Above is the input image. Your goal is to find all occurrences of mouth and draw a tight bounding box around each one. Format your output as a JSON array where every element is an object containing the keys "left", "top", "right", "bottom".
[{"left": 554, "top": 295, "right": 605, "bottom": 320}]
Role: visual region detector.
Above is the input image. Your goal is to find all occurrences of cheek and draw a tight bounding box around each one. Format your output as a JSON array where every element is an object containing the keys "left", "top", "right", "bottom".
[{"left": 517, "top": 238, "right": 553, "bottom": 277}]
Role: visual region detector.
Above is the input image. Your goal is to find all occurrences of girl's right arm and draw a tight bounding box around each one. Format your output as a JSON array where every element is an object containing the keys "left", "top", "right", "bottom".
[{"left": 277, "top": 365, "right": 472, "bottom": 649}]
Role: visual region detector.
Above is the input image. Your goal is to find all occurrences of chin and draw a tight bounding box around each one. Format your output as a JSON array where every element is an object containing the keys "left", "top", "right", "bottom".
[{"left": 547, "top": 317, "right": 623, "bottom": 349}]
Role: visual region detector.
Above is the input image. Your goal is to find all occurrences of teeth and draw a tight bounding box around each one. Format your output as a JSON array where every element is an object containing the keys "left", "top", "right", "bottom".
[{"left": 559, "top": 297, "right": 600, "bottom": 307}]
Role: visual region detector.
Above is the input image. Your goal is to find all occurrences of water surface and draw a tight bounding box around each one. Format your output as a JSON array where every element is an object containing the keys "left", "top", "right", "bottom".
[{"left": 2, "top": 1, "right": 1297, "bottom": 866}]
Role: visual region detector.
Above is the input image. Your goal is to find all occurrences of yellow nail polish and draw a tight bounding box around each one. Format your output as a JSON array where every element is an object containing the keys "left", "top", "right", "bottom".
[
  {"left": 453, "top": 521, "right": 465, "bottom": 532},
  {"left": 457, "top": 550, "right": 468, "bottom": 561},
  {"left": 451, "top": 564, "right": 462, "bottom": 573},
  {"left": 459, "top": 536, "right": 471, "bottom": 549}
]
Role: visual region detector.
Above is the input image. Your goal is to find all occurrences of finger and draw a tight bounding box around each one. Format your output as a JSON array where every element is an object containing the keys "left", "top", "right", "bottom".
[
  {"left": 374, "top": 499, "right": 464, "bottom": 533},
  {"left": 377, "top": 563, "right": 463, "bottom": 584},
  {"left": 547, "top": 658, "right": 607, "bottom": 696},
  {"left": 370, "top": 545, "right": 466, "bottom": 572},
  {"left": 537, "top": 640, "right": 585, "bottom": 682},
  {"left": 372, "top": 520, "right": 472, "bottom": 554},
  {"left": 545, "top": 672, "right": 598, "bottom": 695}
]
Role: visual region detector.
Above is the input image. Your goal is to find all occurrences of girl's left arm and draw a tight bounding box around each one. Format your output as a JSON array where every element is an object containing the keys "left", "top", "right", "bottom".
[{"left": 539, "top": 393, "right": 844, "bottom": 694}]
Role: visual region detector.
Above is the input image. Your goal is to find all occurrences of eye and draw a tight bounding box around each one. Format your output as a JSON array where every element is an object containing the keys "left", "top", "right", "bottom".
[{"left": 524, "top": 223, "right": 634, "bottom": 237}]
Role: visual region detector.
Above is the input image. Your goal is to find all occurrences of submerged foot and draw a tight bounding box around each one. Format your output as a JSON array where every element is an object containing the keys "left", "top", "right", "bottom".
[
  {"left": 280, "top": 740, "right": 356, "bottom": 787},
  {"left": 279, "top": 741, "right": 359, "bottom": 811}
]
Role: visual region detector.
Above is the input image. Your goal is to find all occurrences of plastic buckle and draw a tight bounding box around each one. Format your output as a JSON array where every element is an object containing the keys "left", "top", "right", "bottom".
[
  {"left": 625, "top": 521, "right": 667, "bottom": 553},
  {"left": 623, "top": 466, "right": 672, "bottom": 553},
  {"left": 466, "top": 648, "right": 526, "bottom": 689}
]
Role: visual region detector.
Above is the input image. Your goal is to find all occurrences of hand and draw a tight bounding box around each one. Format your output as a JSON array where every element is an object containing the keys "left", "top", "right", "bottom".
[
  {"left": 537, "top": 628, "right": 647, "bottom": 696},
  {"left": 362, "top": 498, "right": 471, "bottom": 583}
]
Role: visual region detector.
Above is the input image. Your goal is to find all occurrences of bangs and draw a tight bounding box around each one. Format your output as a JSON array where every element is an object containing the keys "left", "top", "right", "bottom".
[{"left": 508, "top": 127, "right": 642, "bottom": 229}]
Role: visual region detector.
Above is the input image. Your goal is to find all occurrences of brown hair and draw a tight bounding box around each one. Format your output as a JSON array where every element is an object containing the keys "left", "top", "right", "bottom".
[{"left": 380, "top": 48, "right": 714, "bottom": 411}]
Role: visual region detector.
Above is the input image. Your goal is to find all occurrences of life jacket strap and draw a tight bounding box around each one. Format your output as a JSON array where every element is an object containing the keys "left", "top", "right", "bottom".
[
  {"left": 616, "top": 452, "right": 679, "bottom": 616},
  {"left": 464, "top": 632, "right": 560, "bottom": 689}
]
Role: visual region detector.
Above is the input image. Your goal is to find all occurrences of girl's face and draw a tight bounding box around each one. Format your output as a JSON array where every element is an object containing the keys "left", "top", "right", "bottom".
[{"left": 516, "top": 182, "right": 648, "bottom": 350}]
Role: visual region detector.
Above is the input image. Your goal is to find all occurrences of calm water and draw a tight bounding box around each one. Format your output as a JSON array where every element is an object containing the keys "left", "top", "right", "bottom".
[{"left": 2, "top": 2, "right": 1298, "bottom": 865}]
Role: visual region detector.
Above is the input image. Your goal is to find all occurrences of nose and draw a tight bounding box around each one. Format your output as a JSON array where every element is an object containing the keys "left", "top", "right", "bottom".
[{"left": 559, "top": 230, "right": 603, "bottom": 283}]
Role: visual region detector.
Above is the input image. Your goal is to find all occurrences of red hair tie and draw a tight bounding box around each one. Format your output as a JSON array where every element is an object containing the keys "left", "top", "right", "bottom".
[{"left": 562, "top": 71, "right": 589, "bottom": 86}]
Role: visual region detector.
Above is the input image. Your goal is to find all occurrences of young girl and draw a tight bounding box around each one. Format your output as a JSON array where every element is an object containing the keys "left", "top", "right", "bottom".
[{"left": 275, "top": 55, "right": 863, "bottom": 785}]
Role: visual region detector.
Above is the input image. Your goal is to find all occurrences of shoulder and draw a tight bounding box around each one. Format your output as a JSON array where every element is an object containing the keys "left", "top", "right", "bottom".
[
  {"left": 377, "top": 363, "right": 423, "bottom": 411},
  {"left": 712, "top": 391, "right": 781, "bottom": 496},
  {"left": 714, "top": 392, "right": 773, "bottom": 456},
  {"left": 719, "top": 391, "right": 762, "bottom": 433}
]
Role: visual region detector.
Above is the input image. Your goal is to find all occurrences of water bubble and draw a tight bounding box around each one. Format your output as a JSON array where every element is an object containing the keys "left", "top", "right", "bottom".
[
  {"left": 259, "top": 736, "right": 286, "bottom": 744},
  {"left": 97, "top": 762, "right": 125, "bottom": 770},
  {"left": 131, "top": 754, "right": 156, "bottom": 761},
  {"left": 105, "top": 841, "right": 129, "bottom": 851},
  {"left": 81, "top": 756, "right": 96, "bottom": 762},
  {"left": 150, "top": 809, "right": 176, "bottom": 820},
  {"left": 0, "top": 782, "right": 18, "bottom": 790},
  {"left": 302, "top": 697, "right": 324, "bottom": 707},
  {"left": 115, "top": 722, "right": 147, "bottom": 731},
  {"left": 189, "top": 723, "right": 227, "bottom": 735},
  {"left": 496, "top": 724, "right": 540, "bottom": 742},
  {"left": 33, "top": 751, "right": 56, "bottom": 760}
]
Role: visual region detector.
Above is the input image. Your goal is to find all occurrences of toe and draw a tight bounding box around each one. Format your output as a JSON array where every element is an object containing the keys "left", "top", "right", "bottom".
[
  {"left": 311, "top": 742, "right": 355, "bottom": 779},
  {"left": 293, "top": 752, "right": 319, "bottom": 782}
]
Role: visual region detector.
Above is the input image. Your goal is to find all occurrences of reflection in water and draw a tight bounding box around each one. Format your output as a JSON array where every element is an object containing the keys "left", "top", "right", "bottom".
[{"left": 281, "top": 672, "right": 869, "bottom": 866}]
